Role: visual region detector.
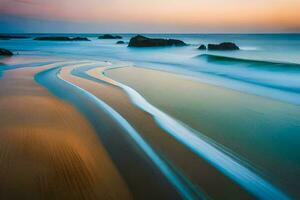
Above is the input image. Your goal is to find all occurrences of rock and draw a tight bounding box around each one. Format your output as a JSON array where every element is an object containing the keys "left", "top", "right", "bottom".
[
  {"left": 207, "top": 42, "right": 239, "bottom": 50},
  {"left": 116, "top": 41, "right": 125, "bottom": 44},
  {"left": 198, "top": 44, "right": 206, "bottom": 50},
  {"left": 128, "top": 35, "right": 187, "bottom": 47},
  {"left": 34, "top": 37, "right": 70, "bottom": 41},
  {"left": 71, "top": 37, "right": 90, "bottom": 41},
  {"left": 34, "top": 37, "right": 90, "bottom": 41},
  {"left": 0, "top": 48, "right": 13, "bottom": 56},
  {"left": 98, "top": 34, "right": 122, "bottom": 39}
]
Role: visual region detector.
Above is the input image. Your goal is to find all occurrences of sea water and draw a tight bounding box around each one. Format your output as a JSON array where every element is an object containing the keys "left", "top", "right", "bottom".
[{"left": 1, "top": 33, "right": 300, "bottom": 104}]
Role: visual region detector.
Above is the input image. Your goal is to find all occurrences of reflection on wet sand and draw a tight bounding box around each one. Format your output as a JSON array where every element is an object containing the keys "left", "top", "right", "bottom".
[
  {"left": 59, "top": 66, "right": 255, "bottom": 199},
  {"left": 0, "top": 65, "right": 131, "bottom": 200},
  {"left": 105, "top": 66, "right": 300, "bottom": 199},
  {"left": 58, "top": 66, "right": 185, "bottom": 200}
]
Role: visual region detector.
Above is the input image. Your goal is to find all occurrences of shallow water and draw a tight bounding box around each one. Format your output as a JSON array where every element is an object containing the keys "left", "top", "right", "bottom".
[{"left": 106, "top": 66, "right": 300, "bottom": 199}]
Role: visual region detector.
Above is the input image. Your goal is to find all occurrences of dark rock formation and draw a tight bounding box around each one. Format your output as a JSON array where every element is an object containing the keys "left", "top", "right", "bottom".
[
  {"left": 71, "top": 37, "right": 90, "bottom": 41},
  {"left": 116, "top": 41, "right": 125, "bottom": 44},
  {"left": 34, "top": 37, "right": 90, "bottom": 41},
  {"left": 0, "top": 48, "right": 13, "bottom": 56},
  {"left": 98, "top": 34, "right": 122, "bottom": 39},
  {"left": 0, "top": 35, "right": 30, "bottom": 40},
  {"left": 207, "top": 42, "right": 239, "bottom": 50},
  {"left": 128, "top": 35, "right": 187, "bottom": 47},
  {"left": 198, "top": 44, "right": 206, "bottom": 50}
]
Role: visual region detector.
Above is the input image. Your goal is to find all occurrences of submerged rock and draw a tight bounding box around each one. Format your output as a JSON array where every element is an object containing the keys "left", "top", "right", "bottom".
[
  {"left": 128, "top": 35, "right": 187, "bottom": 47},
  {"left": 0, "top": 48, "right": 13, "bottom": 56},
  {"left": 34, "top": 37, "right": 90, "bottom": 41},
  {"left": 198, "top": 44, "right": 206, "bottom": 50},
  {"left": 207, "top": 42, "right": 239, "bottom": 50},
  {"left": 98, "top": 34, "right": 122, "bottom": 39},
  {"left": 116, "top": 41, "right": 125, "bottom": 44}
]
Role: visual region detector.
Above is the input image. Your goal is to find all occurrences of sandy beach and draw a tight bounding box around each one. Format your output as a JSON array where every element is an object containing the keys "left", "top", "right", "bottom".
[
  {"left": 0, "top": 53, "right": 297, "bottom": 199},
  {"left": 0, "top": 64, "right": 131, "bottom": 200}
]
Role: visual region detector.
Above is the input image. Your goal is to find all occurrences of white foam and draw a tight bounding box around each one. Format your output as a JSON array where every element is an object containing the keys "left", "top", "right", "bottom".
[{"left": 240, "top": 46, "right": 260, "bottom": 51}]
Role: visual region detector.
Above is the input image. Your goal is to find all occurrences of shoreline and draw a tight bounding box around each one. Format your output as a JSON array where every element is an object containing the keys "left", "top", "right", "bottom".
[
  {"left": 59, "top": 64, "right": 257, "bottom": 199},
  {"left": 57, "top": 65, "right": 188, "bottom": 199}
]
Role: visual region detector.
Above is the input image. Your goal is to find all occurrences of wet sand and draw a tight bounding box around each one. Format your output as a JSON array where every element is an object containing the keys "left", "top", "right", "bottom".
[
  {"left": 59, "top": 66, "right": 255, "bottom": 199},
  {"left": 105, "top": 66, "right": 300, "bottom": 199},
  {"left": 0, "top": 59, "right": 294, "bottom": 199},
  {"left": 58, "top": 66, "right": 186, "bottom": 200},
  {"left": 0, "top": 65, "right": 131, "bottom": 200}
]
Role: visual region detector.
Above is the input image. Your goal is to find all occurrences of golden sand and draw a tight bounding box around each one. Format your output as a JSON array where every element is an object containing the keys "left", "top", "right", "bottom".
[{"left": 0, "top": 66, "right": 132, "bottom": 200}]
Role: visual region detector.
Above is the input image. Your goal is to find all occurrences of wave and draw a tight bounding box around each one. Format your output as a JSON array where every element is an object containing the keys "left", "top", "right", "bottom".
[
  {"left": 239, "top": 46, "right": 260, "bottom": 51},
  {"left": 197, "top": 54, "right": 300, "bottom": 70},
  {"left": 192, "top": 54, "right": 300, "bottom": 96}
]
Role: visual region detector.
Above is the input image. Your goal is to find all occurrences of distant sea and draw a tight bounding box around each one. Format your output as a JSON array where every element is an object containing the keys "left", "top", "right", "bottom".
[{"left": 1, "top": 33, "right": 300, "bottom": 104}]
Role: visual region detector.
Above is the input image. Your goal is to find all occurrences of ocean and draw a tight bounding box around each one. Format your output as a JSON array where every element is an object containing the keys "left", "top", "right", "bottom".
[{"left": 1, "top": 33, "right": 300, "bottom": 105}]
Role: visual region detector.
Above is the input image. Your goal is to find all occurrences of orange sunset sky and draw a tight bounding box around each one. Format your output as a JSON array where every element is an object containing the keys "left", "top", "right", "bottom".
[{"left": 0, "top": 0, "right": 300, "bottom": 33}]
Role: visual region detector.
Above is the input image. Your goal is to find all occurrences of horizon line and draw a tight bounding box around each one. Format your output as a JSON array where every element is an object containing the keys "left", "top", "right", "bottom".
[{"left": 1, "top": 32, "right": 300, "bottom": 35}]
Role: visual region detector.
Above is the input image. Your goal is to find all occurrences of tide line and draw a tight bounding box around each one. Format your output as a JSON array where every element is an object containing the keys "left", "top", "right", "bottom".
[
  {"left": 101, "top": 67, "right": 290, "bottom": 200},
  {"left": 56, "top": 67, "right": 200, "bottom": 200}
]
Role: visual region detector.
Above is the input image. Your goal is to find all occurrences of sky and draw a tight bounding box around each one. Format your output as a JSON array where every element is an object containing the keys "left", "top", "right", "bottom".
[{"left": 0, "top": 0, "right": 300, "bottom": 33}]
